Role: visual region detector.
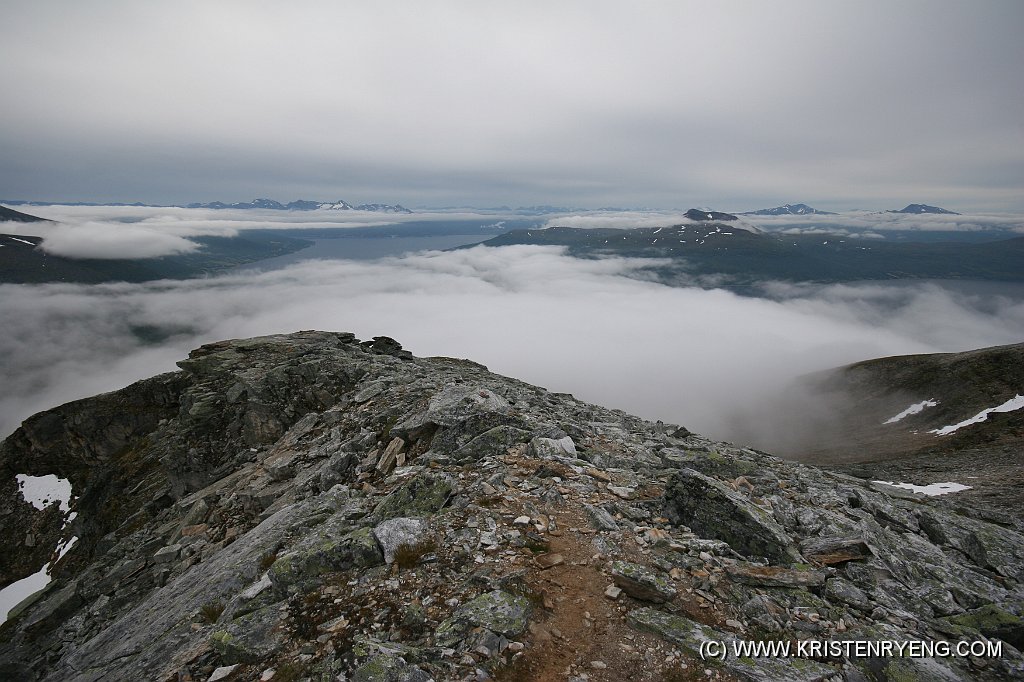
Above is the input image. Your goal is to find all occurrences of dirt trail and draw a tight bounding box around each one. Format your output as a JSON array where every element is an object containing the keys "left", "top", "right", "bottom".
[{"left": 503, "top": 502, "right": 734, "bottom": 682}]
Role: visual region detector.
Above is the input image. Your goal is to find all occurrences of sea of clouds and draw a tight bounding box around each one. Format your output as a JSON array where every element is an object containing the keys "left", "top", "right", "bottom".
[{"left": 3, "top": 237, "right": 1023, "bottom": 456}]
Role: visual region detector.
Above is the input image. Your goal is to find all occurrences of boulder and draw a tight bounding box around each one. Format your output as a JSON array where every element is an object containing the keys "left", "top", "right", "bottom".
[
  {"left": 663, "top": 468, "right": 802, "bottom": 564},
  {"left": 373, "top": 518, "right": 429, "bottom": 565},
  {"left": 610, "top": 561, "right": 676, "bottom": 603}
]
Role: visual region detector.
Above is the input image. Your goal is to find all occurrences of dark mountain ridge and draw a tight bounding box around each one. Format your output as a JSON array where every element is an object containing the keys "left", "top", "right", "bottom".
[
  {"left": 741, "top": 203, "right": 836, "bottom": 216},
  {"left": 0, "top": 206, "right": 50, "bottom": 223},
  {"left": 478, "top": 224, "right": 1024, "bottom": 284},
  {"left": 890, "top": 204, "right": 960, "bottom": 215}
]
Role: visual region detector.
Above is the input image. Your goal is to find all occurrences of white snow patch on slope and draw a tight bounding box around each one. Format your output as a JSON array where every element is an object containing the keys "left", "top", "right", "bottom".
[
  {"left": 0, "top": 536, "right": 78, "bottom": 624},
  {"left": 0, "top": 475, "right": 78, "bottom": 624},
  {"left": 929, "top": 394, "right": 1024, "bottom": 436},
  {"left": 16, "top": 474, "right": 73, "bottom": 513},
  {"left": 873, "top": 481, "right": 971, "bottom": 496},
  {"left": 884, "top": 399, "right": 938, "bottom": 424}
]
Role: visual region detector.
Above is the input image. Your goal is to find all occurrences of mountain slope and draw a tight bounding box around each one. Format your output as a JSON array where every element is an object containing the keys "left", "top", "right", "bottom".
[
  {"left": 0, "top": 332, "right": 1022, "bottom": 680},
  {"left": 890, "top": 204, "right": 960, "bottom": 215},
  {"left": 741, "top": 203, "right": 836, "bottom": 216},
  {"left": 0, "top": 206, "right": 50, "bottom": 223},
  {"left": 756, "top": 343, "right": 1024, "bottom": 523}
]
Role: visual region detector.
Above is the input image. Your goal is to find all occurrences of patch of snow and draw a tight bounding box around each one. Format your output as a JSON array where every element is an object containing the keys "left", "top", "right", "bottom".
[
  {"left": 0, "top": 535, "right": 78, "bottom": 624},
  {"left": 16, "top": 474, "right": 73, "bottom": 513},
  {"left": 929, "top": 394, "right": 1024, "bottom": 436},
  {"left": 884, "top": 399, "right": 938, "bottom": 424},
  {"left": 873, "top": 481, "right": 971, "bottom": 496}
]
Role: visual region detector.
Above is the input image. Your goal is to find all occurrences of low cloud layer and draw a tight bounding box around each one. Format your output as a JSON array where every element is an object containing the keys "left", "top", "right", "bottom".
[
  {"left": 749, "top": 211, "right": 1024, "bottom": 235},
  {"left": 37, "top": 222, "right": 203, "bottom": 259},
  {"left": 2, "top": 245, "right": 1023, "bottom": 456},
  {"left": 1, "top": 205, "right": 515, "bottom": 259}
]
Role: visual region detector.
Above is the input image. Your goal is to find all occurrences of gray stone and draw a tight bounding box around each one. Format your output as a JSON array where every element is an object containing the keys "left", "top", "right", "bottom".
[
  {"left": 371, "top": 472, "right": 454, "bottom": 522},
  {"left": 269, "top": 526, "right": 383, "bottom": 592},
  {"left": 628, "top": 608, "right": 839, "bottom": 681},
  {"left": 528, "top": 436, "right": 577, "bottom": 459},
  {"left": 824, "top": 577, "right": 871, "bottom": 611},
  {"left": 207, "top": 665, "right": 239, "bottom": 682},
  {"left": 352, "top": 654, "right": 431, "bottom": 682},
  {"left": 584, "top": 504, "right": 620, "bottom": 532},
  {"left": 798, "top": 536, "right": 870, "bottom": 566},
  {"left": 435, "top": 590, "right": 531, "bottom": 647},
  {"left": 450, "top": 426, "right": 532, "bottom": 461},
  {"left": 152, "top": 544, "right": 182, "bottom": 564},
  {"left": 663, "top": 469, "right": 802, "bottom": 564}
]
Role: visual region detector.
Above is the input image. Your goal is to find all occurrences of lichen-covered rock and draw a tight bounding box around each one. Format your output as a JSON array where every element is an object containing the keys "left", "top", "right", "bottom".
[
  {"left": 449, "top": 425, "right": 532, "bottom": 461},
  {"left": 610, "top": 561, "right": 677, "bottom": 603},
  {"left": 370, "top": 472, "right": 453, "bottom": 522},
  {"left": 373, "top": 517, "right": 428, "bottom": 565},
  {"left": 628, "top": 607, "right": 838, "bottom": 681},
  {"left": 352, "top": 654, "right": 431, "bottom": 682},
  {"left": 210, "top": 604, "right": 284, "bottom": 664},
  {"left": 269, "top": 526, "right": 383, "bottom": 593},
  {"left": 434, "top": 590, "right": 531, "bottom": 647},
  {"left": 528, "top": 436, "right": 577, "bottom": 459}
]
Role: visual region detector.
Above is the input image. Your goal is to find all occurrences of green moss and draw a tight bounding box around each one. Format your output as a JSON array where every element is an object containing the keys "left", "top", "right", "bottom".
[
  {"left": 882, "top": 658, "right": 923, "bottom": 682},
  {"left": 945, "top": 603, "right": 1023, "bottom": 635}
]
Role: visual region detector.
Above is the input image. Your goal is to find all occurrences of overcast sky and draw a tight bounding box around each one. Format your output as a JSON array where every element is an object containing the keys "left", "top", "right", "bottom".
[{"left": 2, "top": 1, "right": 1022, "bottom": 210}]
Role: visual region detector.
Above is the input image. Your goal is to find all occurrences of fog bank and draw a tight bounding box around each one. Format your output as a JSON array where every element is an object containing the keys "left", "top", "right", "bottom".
[{"left": 3, "top": 246, "right": 1023, "bottom": 454}]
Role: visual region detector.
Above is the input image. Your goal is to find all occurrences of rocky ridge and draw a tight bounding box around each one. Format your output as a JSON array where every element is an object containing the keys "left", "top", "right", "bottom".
[{"left": 0, "top": 331, "right": 1022, "bottom": 681}]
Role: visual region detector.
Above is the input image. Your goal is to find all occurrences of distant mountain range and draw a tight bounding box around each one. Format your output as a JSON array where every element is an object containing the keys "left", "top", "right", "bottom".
[
  {"left": 184, "top": 198, "right": 412, "bottom": 213},
  {"left": 741, "top": 203, "right": 836, "bottom": 216},
  {"left": 2, "top": 199, "right": 412, "bottom": 214}
]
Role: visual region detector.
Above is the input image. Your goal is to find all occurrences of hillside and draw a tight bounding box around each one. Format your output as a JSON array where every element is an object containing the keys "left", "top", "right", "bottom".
[
  {"left": 789, "top": 343, "right": 1024, "bottom": 523},
  {"left": 1, "top": 332, "right": 1022, "bottom": 680},
  {"left": 479, "top": 225, "right": 1024, "bottom": 284},
  {"left": 0, "top": 206, "right": 50, "bottom": 223}
]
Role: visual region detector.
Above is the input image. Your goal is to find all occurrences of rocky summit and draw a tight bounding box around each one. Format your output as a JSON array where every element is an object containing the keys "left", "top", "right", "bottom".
[{"left": 1, "top": 331, "right": 1022, "bottom": 681}]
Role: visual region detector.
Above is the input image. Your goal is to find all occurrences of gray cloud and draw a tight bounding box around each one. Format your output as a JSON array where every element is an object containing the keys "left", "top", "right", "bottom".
[
  {"left": 3, "top": 245, "right": 1023, "bottom": 454},
  {"left": 36, "top": 222, "right": 202, "bottom": 259},
  {"left": 1, "top": 1, "right": 1022, "bottom": 209}
]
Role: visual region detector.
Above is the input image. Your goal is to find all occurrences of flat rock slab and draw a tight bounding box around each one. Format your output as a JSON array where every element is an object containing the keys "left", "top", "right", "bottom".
[
  {"left": 798, "top": 536, "right": 870, "bottom": 566},
  {"left": 726, "top": 562, "right": 826, "bottom": 588},
  {"left": 628, "top": 608, "right": 839, "bottom": 682},
  {"left": 610, "top": 561, "right": 677, "bottom": 603}
]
